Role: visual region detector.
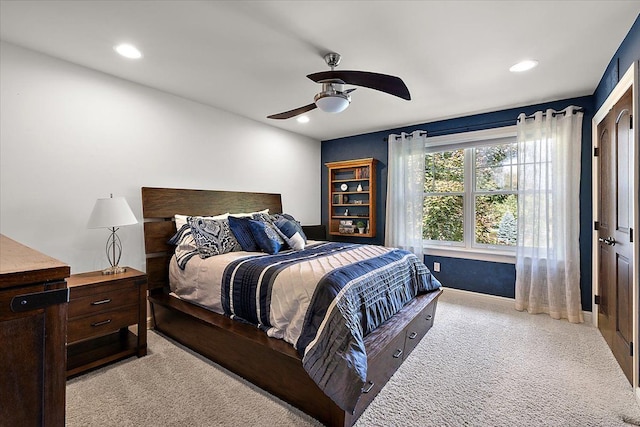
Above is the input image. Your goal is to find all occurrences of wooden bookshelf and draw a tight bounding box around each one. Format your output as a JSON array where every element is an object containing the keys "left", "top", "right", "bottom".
[{"left": 326, "top": 158, "right": 376, "bottom": 238}]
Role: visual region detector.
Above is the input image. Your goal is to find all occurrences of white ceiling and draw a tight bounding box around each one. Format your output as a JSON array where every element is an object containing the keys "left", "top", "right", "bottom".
[{"left": 1, "top": 1, "right": 638, "bottom": 141}]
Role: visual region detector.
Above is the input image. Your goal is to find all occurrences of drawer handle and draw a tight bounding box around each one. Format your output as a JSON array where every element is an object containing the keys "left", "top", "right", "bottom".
[
  {"left": 362, "top": 381, "right": 375, "bottom": 394},
  {"left": 91, "top": 319, "right": 112, "bottom": 327},
  {"left": 91, "top": 298, "right": 112, "bottom": 306},
  {"left": 408, "top": 331, "right": 418, "bottom": 340},
  {"left": 392, "top": 348, "right": 403, "bottom": 359},
  {"left": 425, "top": 314, "right": 432, "bottom": 321}
]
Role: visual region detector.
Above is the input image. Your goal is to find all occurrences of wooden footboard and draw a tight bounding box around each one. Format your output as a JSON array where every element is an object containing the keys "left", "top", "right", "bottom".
[{"left": 149, "top": 288, "right": 441, "bottom": 427}]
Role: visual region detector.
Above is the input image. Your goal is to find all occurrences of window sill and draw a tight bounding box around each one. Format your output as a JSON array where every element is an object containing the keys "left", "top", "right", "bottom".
[{"left": 423, "top": 245, "right": 516, "bottom": 264}]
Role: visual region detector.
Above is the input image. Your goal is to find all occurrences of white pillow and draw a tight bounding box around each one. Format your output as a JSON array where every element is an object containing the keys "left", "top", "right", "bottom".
[
  {"left": 228, "top": 208, "right": 269, "bottom": 218},
  {"left": 175, "top": 213, "right": 229, "bottom": 229}
]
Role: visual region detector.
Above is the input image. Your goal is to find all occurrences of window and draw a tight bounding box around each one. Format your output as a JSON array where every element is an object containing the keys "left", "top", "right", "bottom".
[
  {"left": 424, "top": 149, "right": 465, "bottom": 243},
  {"left": 423, "top": 127, "right": 518, "bottom": 255}
]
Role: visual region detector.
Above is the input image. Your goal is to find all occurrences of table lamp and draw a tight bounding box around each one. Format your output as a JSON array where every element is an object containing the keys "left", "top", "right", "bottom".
[{"left": 88, "top": 194, "right": 137, "bottom": 274}]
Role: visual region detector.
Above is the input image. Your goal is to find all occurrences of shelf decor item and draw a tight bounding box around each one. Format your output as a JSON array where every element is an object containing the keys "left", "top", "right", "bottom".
[
  {"left": 88, "top": 194, "right": 138, "bottom": 275},
  {"left": 338, "top": 220, "right": 354, "bottom": 234}
]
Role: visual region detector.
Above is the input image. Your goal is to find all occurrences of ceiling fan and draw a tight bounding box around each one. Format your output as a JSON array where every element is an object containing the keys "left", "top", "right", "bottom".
[{"left": 267, "top": 52, "right": 411, "bottom": 120}]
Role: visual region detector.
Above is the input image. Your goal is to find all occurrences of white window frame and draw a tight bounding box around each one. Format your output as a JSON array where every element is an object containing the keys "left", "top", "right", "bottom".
[{"left": 423, "top": 126, "right": 517, "bottom": 264}]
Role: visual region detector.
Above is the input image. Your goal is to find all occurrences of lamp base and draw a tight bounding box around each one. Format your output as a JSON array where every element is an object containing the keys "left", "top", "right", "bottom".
[{"left": 101, "top": 265, "right": 127, "bottom": 275}]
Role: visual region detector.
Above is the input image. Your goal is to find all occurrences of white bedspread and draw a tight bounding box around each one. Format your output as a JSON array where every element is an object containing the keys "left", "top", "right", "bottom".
[{"left": 169, "top": 250, "right": 265, "bottom": 314}]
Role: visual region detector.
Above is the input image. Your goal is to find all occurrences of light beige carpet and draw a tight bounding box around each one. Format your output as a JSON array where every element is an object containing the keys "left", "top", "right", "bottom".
[{"left": 67, "top": 290, "right": 640, "bottom": 426}]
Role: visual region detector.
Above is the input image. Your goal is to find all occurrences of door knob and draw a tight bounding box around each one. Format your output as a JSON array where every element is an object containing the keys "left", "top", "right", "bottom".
[{"left": 598, "top": 236, "right": 616, "bottom": 246}]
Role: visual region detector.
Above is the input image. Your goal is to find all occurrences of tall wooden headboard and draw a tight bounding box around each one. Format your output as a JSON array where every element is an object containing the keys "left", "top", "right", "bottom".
[{"left": 141, "top": 187, "right": 283, "bottom": 292}]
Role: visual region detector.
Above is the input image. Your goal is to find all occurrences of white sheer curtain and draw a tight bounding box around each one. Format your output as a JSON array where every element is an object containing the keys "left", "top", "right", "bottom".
[
  {"left": 385, "top": 131, "right": 426, "bottom": 256},
  {"left": 515, "top": 106, "right": 583, "bottom": 323}
]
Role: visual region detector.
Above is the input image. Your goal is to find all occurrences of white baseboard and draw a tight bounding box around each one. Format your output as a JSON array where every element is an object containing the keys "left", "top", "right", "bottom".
[{"left": 440, "top": 286, "right": 593, "bottom": 324}]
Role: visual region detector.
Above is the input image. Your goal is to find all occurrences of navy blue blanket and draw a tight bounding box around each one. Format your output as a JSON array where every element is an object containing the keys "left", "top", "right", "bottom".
[{"left": 221, "top": 242, "right": 441, "bottom": 413}]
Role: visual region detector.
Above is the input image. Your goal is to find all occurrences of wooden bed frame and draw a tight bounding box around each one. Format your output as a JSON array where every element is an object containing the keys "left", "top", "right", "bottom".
[{"left": 141, "top": 186, "right": 442, "bottom": 427}]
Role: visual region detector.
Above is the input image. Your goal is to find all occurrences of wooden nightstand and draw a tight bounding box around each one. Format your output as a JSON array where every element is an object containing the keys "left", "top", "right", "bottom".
[{"left": 65, "top": 267, "right": 147, "bottom": 377}]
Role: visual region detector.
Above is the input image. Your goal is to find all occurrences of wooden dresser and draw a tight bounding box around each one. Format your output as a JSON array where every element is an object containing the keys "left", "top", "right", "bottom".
[{"left": 0, "top": 234, "right": 70, "bottom": 427}]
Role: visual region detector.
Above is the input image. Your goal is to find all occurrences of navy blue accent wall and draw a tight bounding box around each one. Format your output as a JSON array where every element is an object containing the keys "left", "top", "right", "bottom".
[
  {"left": 323, "top": 96, "right": 594, "bottom": 310},
  {"left": 592, "top": 14, "right": 639, "bottom": 320},
  {"left": 594, "top": 14, "right": 639, "bottom": 110},
  {"left": 322, "top": 18, "right": 638, "bottom": 313},
  {"left": 424, "top": 255, "right": 516, "bottom": 299},
  {"left": 322, "top": 134, "right": 388, "bottom": 246}
]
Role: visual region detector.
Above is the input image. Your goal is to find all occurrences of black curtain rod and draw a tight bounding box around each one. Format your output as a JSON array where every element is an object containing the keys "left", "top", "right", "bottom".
[
  {"left": 423, "top": 120, "right": 517, "bottom": 138},
  {"left": 388, "top": 131, "right": 427, "bottom": 140},
  {"left": 518, "top": 107, "right": 585, "bottom": 122},
  {"left": 385, "top": 119, "right": 514, "bottom": 141},
  {"left": 385, "top": 107, "right": 586, "bottom": 141}
]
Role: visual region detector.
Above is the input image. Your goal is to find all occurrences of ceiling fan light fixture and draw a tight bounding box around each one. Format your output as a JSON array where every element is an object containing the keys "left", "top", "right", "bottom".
[
  {"left": 314, "top": 92, "right": 350, "bottom": 113},
  {"left": 267, "top": 52, "right": 410, "bottom": 120}
]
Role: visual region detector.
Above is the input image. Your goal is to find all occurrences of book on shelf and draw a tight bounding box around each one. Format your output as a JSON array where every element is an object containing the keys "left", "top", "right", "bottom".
[{"left": 354, "top": 166, "right": 369, "bottom": 180}]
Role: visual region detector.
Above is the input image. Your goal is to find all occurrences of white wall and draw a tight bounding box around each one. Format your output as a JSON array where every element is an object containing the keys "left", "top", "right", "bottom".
[{"left": 0, "top": 42, "right": 321, "bottom": 274}]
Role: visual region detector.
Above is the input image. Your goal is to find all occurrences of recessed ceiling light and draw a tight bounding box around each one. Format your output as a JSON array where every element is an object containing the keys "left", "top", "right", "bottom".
[
  {"left": 510, "top": 59, "right": 538, "bottom": 73},
  {"left": 114, "top": 44, "right": 143, "bottom": 59},
  {"left": 297, "top": 116, "right": 310, "bottom": 123}
]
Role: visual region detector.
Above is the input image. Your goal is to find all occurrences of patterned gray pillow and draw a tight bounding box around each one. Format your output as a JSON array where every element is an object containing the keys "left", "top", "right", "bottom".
[{"left": 187, "top": 216, "right": 241, "bottom": 258}]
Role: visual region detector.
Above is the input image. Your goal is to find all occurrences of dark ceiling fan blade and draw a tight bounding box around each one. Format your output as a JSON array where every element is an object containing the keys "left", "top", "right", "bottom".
[
  {"left": 267, "top": 103, "right": 317, "bottom": 120},
  {"left": 307, "top": 70, "right": 411, "bottom": 100}
]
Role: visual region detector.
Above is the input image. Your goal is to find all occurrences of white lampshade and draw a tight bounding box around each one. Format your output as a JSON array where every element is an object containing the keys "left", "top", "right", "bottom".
[
  {"left": 88, "top": 196, "right": 137, "bottom": 229},
  {"left": 315, "top": 93, "right": 350, "bottom": 113}
]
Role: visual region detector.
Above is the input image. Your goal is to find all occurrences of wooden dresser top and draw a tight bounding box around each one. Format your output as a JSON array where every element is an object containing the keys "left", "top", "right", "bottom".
[{"left": 0, "top": 235, "right": 70, "bottom": 288}]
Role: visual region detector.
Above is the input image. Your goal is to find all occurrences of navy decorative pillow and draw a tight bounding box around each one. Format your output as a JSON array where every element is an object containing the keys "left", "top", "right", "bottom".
[
  {"left": 251, "top": 212, "right": 285, "bottom": 246},
  {"left": 251, "top": 212, "right": 274, "bottom": 224},
  {"left": 188, "top": 217, "right": 241, "bottom": 258},
  {"left": 248, "top": 219, "right": 283, "bottom": 255},
  {"left": 274, "top": 217, "right": 305, "bottom": 251},
  {"left": 228, "top": 216, "right": 259, "bottom": 252}
]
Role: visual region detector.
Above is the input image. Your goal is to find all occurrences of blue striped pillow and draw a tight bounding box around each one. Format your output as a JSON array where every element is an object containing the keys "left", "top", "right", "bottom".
[
  {"left": 167, "top": 224, "right": 199, "bottom": 269},
  {"left": 274, "top": 217, "right": 305, "bottom": 251},
  {"left": 228, "top": 216, "right": 259, "bottom": 252}
]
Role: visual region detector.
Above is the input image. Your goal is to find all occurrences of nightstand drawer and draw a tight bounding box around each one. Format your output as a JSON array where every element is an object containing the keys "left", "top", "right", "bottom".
[
  {"left": 67, "top": 304, "right": 138, "bottom": 343},
  {"left": 68, "top": 285, "right": 137, "bottom": 319},
  {"left": 66, "top": 268, "right": 147, "bottom": 377}
]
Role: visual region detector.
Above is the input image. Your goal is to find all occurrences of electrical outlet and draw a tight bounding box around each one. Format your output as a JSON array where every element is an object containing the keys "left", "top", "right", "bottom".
[{"left": 433, "top": 262, "right": 440, "bottom": 272}]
